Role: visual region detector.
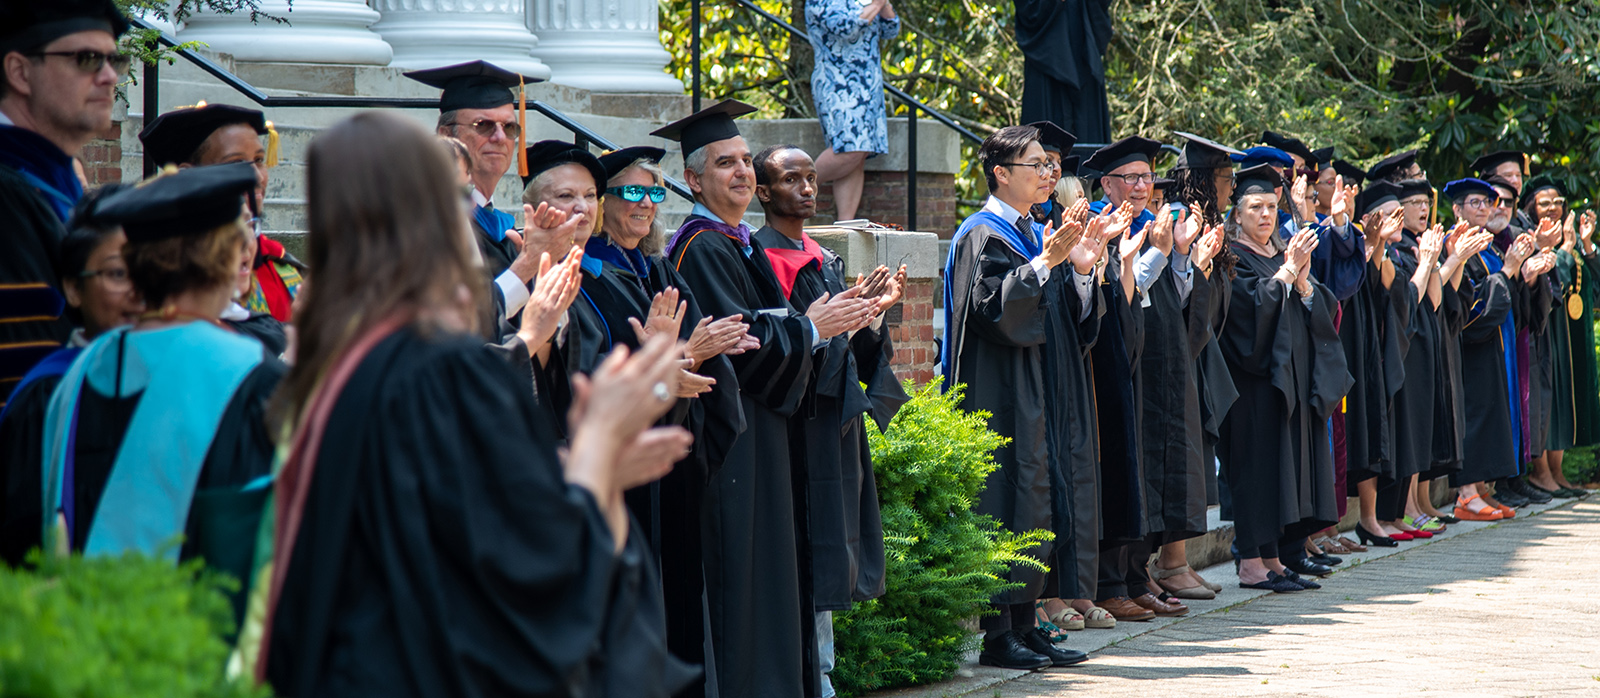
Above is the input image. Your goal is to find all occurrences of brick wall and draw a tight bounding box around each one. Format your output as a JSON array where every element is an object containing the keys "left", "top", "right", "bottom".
[
  {"left": 815, "top": 171, "right": 957, "bottom": 235},
  {"left": 79, "top": 121, "right": 122, "bottom": 188},
  {"left": 886, "top": 277, "right": 938, "bottom": 387}
]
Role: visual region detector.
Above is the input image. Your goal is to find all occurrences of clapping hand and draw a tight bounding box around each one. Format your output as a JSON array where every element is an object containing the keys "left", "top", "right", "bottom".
[
  {"left": 1330, "top": 176, "right": 1359, "bottom": 227},
  {"left": 1582, "top": 210, "right": 1597, "bottom": 246},
  {"left": 1533, "top": 216, "right": 1563, "bottom": 250},
  {"left": 806, "top": 284, "right": 876, "bottom": 339},
  {"left": 1117, "top": 211, "right": 1150, "bottom": 264},
  {"left": 628, "top": 287, "right": 687, "bottom": 344},
  {"left": 1291, "top": 174, "right": 1316, "bottom": 222},
  {"left": 685, "top": 314, "right": 754, "bottom": 365},
  {"left": 674, "top": 359, "right": 717, "bottom": 398},
  {"left": 1523, "top": 249, "right": 1557, "bottom": 282},
  {"left": 1191, "top": 224, "right": 1225, "bottom": 274},
  {"left": 517, "top": 250, "right": 585, "bottom": 352},
  {"left": 1173, "top": 203, "right": 1205, "bottom": 255},
  {"left": 1039, "top": 216, "right": 1084, "bottom": 269},
  {"left": 871, "top": 264, "right": 908, "bottom": 314},
  {"left": 1146, "top": 203, "right": 1174, "bottom": 256},
  {"left": 1418, "top": 224, "right": 1446, "bottom": 267},
  {"left": 1070, "top": 208, "right": 1127, "bottom": 275}
]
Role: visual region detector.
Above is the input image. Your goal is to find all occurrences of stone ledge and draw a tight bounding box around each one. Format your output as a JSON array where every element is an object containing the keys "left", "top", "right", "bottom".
[{"left": 805, "top": 228, "right": 942, "bottom": 279}]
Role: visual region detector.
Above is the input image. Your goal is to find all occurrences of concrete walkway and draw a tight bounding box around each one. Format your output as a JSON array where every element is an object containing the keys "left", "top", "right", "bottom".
[{"left": 885, "top": 495, "right": 1600, "bottom": 697}]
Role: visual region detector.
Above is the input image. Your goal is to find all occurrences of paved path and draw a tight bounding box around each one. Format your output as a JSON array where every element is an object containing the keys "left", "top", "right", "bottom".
[{"left": 981, "top": 498, "right": 1600, "bottom": 697}]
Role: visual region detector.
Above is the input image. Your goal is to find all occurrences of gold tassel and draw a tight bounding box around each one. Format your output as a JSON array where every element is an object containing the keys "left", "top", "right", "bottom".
[
  {"left": 1429, "top": 186, "right": 1438, "bottom": 229},
  {"left": 1522, "top": 152, "right": 1530, "bottom": 177},
  {"left": 265, "top": 120, "right": 280, "bottom": 169},
  {"left": 517, "top": 76, "right": 529, "bottom": 179}
]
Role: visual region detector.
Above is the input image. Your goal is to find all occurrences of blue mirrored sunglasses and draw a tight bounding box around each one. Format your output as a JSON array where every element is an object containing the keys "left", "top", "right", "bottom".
[{"left": 606, "top": 185, "right": 667, "bottom": 203}]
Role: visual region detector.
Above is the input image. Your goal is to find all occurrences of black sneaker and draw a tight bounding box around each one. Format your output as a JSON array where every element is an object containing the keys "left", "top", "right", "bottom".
[
  {"left": 1311, "top": 552, "right": 1343, "bottom": 566},
  {"left": 979, "top": 630, "right": 1051, "bottom": 670},
  {"left": 1021, "top": 627, "right": 1089, "bottom": 667},
  {"left": 1514, "top": 477, "right": 1553, "bottom": 504},
  {"left": 1494, "top": 480, "right": 1531, "bottom": 508}
]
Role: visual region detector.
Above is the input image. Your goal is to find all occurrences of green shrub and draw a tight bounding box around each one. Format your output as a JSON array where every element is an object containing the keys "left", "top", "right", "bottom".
[
  {"left": 0, "top": 552, "right": 269, "bottom": 698},
  {"left": 831, "top": 380, "right": 1054, "bottom": 697}
]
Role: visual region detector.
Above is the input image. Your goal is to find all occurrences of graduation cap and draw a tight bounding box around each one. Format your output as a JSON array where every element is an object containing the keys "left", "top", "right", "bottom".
[
  {"left": 1060, "top": 154, "right": 1081, "bottom": 177},
  {"left": 1519, "top": 174, "right": 1564, "bottom": 207},
  {"left": 1366, "top": 150, "right": 1418, "bottom": 182},
  {"left": 1310, "top": 147, "right": 1336, "bottom": 171},
  {"left": 1470, "top": 149, "right": 1529, "bottom": 178},
  {"left": 1260, "top": 131, "right": 1315, "bottom": 166},
  {"left": 598, "top": 145, "right": 666, "bottom": 183},
  {"left": 139, "top": 102, "right": 279, "bottom": 169},
  {"left": 1233, "top": 146, "right": 1293, "bottom": 170},
  {"left": 1233, "top": 163, "right": 1284, "bottom": 199},
  {"left": 405, "top": 61, "right": 543, "bottom": 178},
  {"left": 521, "top": 140, "right": 607, "bottom": 191},
  {"left": 89, "top": 162, "right": 258, "bottom": 244},
  {"left": 0, "top": 0, "right": 128, "bottom": 54},
  {"left": 1152, "top": 177, "right": 1175, "bottom": 190},
  {"left": 650, "top": 99, "right": 759, "bottom": 157},
  {"left": 1026, "top": 121, "right": 1077, "bottom": 154},
  {"left": 1482, "top": 175, "right": 1519, "bottom": 199},
  {"left": 1331, "top": 160, "right": 1366, "bottom": 186},
  {"left": 1082, "top": 136, "right": 1164, "bottom": 174},
  {"left": 1396, "top": 178, "right": 1433, "bottom": 201},
  {"left": 1173, "top": 131, "right": 1242, "bottom": 170},
  {"left": 1442, "top": 178, "right": 1495, "bottom": 203},
  {"left": 1357, "top": 181, "right": 1403, "bottom": 217}
]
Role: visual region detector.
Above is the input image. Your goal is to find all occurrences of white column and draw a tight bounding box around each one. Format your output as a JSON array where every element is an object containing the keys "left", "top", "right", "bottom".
[
  {"left": 529, "top": 0, "right": 683, "bottom": 93},
  {"left": 177, "top": 0, "right": 393, "bottom": 65},
  {"left": 371, "top": 0, "right": 551, "bottom": 80}
]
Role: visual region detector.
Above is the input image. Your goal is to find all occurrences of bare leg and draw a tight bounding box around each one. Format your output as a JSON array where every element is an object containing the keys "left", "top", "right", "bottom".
[
  {"left": 1156, "top": 541, "right": 1206, "bottom": 589},
  {"left": 1460, "top": 483, "right": 1496, "bottom": 513},
  {"left": 1549, "top": 449, "right": 1576, "bottom": 489},
  {"left": 1358, "top": 478, "right": 1400, "bottom": 535},
  {"left": 1238, "top": 557, "right": 1270, "bottom": 585},
  {"left": 1477, "top": 480, "right": 1507, "bottom": 510},
  {"left": 1403, "top": 474, "right": 1426, "bottom": 520},
  {"left": 1530, "top": 451, "right": 1563, "bottom": 491},
  {"left": 814, "top": 148, "right": 869, "bottom": 221},
  {"left": 1416, "top": 477, "right": 1449, "bottom": 518}
]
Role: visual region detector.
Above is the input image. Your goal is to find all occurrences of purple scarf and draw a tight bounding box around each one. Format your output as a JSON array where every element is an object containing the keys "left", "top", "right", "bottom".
[{"left": 666, "top": 214, "right": 752, "bottom": 258}]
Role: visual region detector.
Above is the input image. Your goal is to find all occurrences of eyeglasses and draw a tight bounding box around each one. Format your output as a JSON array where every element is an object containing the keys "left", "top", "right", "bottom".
[
  {"left": 1400, "top": 197, "right": 1431, "bottom": 207},
  {"left": 1462, "top": 197, "right": 1511, "bottom": 210},
  {"left": 80, "top": 267, "right": 130, "bottom": 289},
  {"left": 27, "top": 50, "right": 132, "bottom": 76},
  {"left": 1107, "top": 172, "right": 1157, "bottom": 185},
  {"left": 449, "top": 119, "right": 522, "bottom": 140},
  {"left": 606, "top": 184, "right": 667, "bottom": 203},
  {"left": 1000, "top": 161, "right": 1056, "bottom": 176},
  {"left": 1539, "top": 197, "right": 1567, "bottom": 206}
]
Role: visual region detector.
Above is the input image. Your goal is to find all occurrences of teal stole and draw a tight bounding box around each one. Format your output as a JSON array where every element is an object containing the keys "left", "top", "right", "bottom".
[{"left": 41, "top": 322, "right": 263, "bottom": 561}]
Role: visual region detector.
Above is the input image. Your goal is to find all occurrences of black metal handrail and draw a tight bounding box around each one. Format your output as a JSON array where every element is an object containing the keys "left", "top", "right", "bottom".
[{"left": 128, "top": 17, "right": 693, "bottom": 200}]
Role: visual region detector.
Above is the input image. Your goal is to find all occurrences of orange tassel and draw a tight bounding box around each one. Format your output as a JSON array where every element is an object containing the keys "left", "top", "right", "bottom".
[{"left": 517, "top": 76, "right": 529, "bottom": 179}]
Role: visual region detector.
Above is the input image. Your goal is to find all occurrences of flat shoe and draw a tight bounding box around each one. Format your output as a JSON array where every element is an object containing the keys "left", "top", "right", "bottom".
[
  {"left": 1132, "top": 592, "right": 1189, "bottom": 617},
  {"left": 1240, "top": 571, "right": 1303, "bottom": 593},
  {"left": 1335, "top": 534, "right": 1368, "bottom": 553},
  {"left": 1097, "top": 596, "right": 1156, "bottom": 622},
  {"left": 1148, "top": 563, "right": 1218, "bottom": 600}
]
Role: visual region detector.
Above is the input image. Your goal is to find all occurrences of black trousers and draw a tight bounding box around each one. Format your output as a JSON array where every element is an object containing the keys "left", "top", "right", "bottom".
[
  {"left": 1095, "top": 538, "right": 1153, "bottom": 600},
  {"left": 980, "top": 602, "right": 1039, "bottom": 635}
]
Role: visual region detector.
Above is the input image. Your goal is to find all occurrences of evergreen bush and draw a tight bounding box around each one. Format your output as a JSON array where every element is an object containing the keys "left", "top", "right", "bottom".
[
  {"left": 831, "top": 380, "right": 1053, "bottom": 697},
  {"left": 0, "top": 552, "right": 269, "bottom": 698}
]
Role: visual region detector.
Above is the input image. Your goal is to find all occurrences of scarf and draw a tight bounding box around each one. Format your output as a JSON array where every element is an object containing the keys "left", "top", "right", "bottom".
[
  {"left": 763, "top": 232, "right": 825, "bottom": 300},
  {"left": 0, "top": 124, "right": 83, "bottom": 221},
  {"left": 249, "top": 237, "right": 299, "bottom": 322},
  {"left": 584, "top": 235, "right": 652, "bottom": 279}
]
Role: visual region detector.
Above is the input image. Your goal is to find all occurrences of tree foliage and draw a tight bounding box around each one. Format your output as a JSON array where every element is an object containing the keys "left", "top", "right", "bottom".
[
  {"left": 659, "top": 0, "right": 1600, "bottom": 213},
  {"left": 830, "top": 380, "right": 1053, "bottom": 697}
]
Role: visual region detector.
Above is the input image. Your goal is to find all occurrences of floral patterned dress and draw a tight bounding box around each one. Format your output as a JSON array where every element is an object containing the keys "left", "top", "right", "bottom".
[{"left": 806, "top": 0, "right": 900, "bottom": 155}]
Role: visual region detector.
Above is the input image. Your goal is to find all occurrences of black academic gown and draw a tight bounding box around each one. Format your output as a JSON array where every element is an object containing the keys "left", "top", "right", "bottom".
[
  {"left": 1454, "top": 251, "right": 1520, "bottom": 485},
  {"left": 1194, "top": 262, "right": 1238, "bottom": 507},
  {"left": 1088, "top": 255, "right": 1144, "bottom": 547},
  {"left": 1387, "top": 235, "right": 1447, "bottom": 484},
  {"left": 1011, "top": 0, "right": 1113, "bottom": 142},
  {"left": 0, "top": 339, "right": 281, "bottom": 627},
  {"left": 1337, "top": 255, "right": 1413, "bottom": 489},
  {"left": 0, "top": 164, "right": 73, "bottom": 408},
  {"left": 1138, "top": 253, "right": 1214, "bottom": 541},
  {"left": 472, "top": 215, "right": 525, "bottom": 340},
  {"left": 224, "top": 311, "right": 289, "bottom": 357},
  {"left": 754, "top": 226, "right": 906, "bottom": 615},
  {"left": 1217, "top": 244, "right": 1350, "bottom": 553},
  {"left": 1430, "top": 281, "right": 1468, "bottom": 479},
  {"left": 944, "top": 218, "right": 1101, "bottom": 603},
  {"left": 578, "top": 243, "right": 744, "bottom": 697},
  {"left": 265, "top": 327, "right": 693, "bottom": 698},
  {"left": 667, "top": 216, "right": 815, "bottom": 698}
]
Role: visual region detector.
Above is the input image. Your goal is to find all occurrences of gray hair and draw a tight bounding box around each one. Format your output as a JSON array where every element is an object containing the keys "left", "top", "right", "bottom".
[
  {"left": 436, "top": 110, "right": 460, "bottom": 133},
  {"left": 684, "top": 145, "right": 708, "bottom": 177},
  {"left": 603, "top": 158, "right": 667, "bottom": 257},
  {"left": 1224, "top": 193, "right": 1287, "bottom": 254}
]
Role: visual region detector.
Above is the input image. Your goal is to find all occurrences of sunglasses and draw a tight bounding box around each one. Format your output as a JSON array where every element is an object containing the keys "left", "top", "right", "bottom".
[
  {"left": 606, "top": 184, "right": 667, "bottom": 203},
  {"left": 28, "top": 50, "right": 132, "bottom": 76},
  {"left": 450, "top": 118, "right": 522, "bottom": 140}
]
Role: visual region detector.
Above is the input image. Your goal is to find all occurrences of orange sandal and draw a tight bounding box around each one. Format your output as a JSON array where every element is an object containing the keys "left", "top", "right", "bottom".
[{"left": 1453, "top": 494, "right": 1505, "bottom": 521}]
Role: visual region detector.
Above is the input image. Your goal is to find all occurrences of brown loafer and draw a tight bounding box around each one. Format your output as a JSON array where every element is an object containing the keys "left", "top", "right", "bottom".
[
  {"left": 1097, "top": 596, "right": 1156, "bottom": 622},
  {"left": 1132, "top": 592, "right": 1189, "bottom": 617}
]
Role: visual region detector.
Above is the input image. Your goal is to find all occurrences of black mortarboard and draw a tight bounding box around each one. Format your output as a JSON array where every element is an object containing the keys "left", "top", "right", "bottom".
[
  {"left": 1310, "top": 147, "right": 1336, "bottom": 171},
  {"left": 1331, "top": 160, "right": 1366, "bottom": 186},
  {"left": 1173, "top": 131, "right": 1242, "bottom": 170},
  {"left": 1519, "top": 175, "right": 1564, "bottom": 208},
  {"left": 1357, "top": 181, "right": 1403, "bottom": 217},
  {"left": 403, "top": 60, "right": 542, "bottom": 113},
  {"left": 521, "top": 140, "right": 607, "bottom": 190},
  {"left": 650, "top": 99, "right": 759, "bottom": 156},
  {"left": 1442, "top": 178, "right": 1495, "bottom": 203},
  {"left": 1260, "top": 131, "right": 1315, "bottom": 166},
  {"left": 1471, "top": 149, "right": 1529, "bottom": 178},
  {"left": 90, "top": 163, "right": 257, "bottom": 244},
  {"left": 1083, "top": 136, "right": 1163, "bottom": 174},
  {"left": 0, "top": 0, "right": 127, "bottom": 54},
  {"left": 1396, "top": 178, "right": 1433, "bottom": 201},
  {"left": 1233, "top": 163, "right": 1284, "bottom": 199},
  {"left": 1366, "top": 150, "right": 1418, "bottom": 182},
  {"left": 1061, "top": 155, "right": 1081, "bottom": 177},
  {"left": 1027, "top": 121, "right": 1077, "bottom": 154},
  {"left": 1152, "top": 177, "right": 1175, "bottom": 190},
  {"left": 598, "top": 146, "right": 666, "bottom": 183},
  {"left": 139, "top": 103, "right": 271, "bottom": 167}
]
